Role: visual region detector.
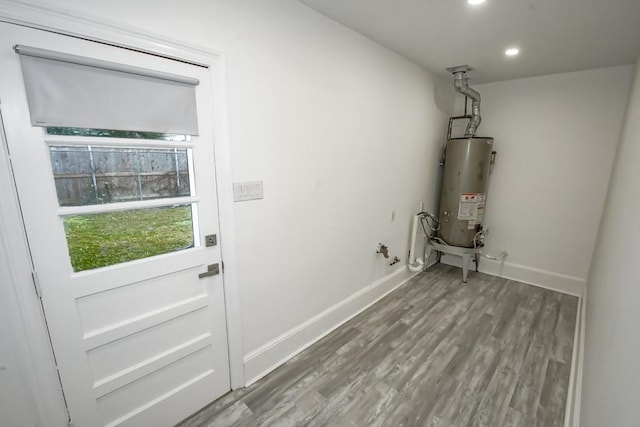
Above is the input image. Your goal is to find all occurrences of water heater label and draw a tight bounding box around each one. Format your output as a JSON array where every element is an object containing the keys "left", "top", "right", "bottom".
[
  {"left": 458, "top": 193, "right": 479, "bottom": 220},
  {"left": 476, "top": 193, "right": 487, "bottom": 222}
]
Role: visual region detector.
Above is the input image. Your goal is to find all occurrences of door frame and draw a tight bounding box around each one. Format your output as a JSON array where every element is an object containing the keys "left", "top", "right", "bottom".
[
  {"left": 0, "top": 102, "right": 70, "bottom": 426},
  {"left": 0, "top": 1, "right": 245, "bottom": 423}
]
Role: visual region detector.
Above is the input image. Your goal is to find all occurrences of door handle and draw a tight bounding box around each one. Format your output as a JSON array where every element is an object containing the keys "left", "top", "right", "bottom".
[{"left": 198, "top": 263, "right": 220, "bottom": 279}]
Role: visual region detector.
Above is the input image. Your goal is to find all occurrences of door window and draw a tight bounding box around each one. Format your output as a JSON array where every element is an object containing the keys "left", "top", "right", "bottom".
[
  {"left": 48, "top": 129, "right": 198, "bottom": 272},
  {"left": 50, "top": 145, "right": 191, "bottom": 206},
  {"left": 63, "top": 205, "right": 194, "bottom": 272}
]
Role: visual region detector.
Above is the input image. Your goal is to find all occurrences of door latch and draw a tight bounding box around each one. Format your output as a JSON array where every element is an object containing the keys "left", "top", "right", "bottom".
[{"left": 198, "top": 263, "right": 220, "bottom": 279}]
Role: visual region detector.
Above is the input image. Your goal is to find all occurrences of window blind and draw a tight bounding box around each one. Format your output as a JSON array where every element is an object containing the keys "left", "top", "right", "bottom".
[{"left": 15, "top": 45, "right": 200, "bottom": 135}]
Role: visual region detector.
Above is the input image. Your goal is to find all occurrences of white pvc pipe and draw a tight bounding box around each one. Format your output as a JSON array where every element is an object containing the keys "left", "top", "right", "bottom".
[
  {"left": 409, "top": 214, "right": 419, "bottom": 260},
  {"left": 408, "top": 257, "right": 424, "bottom": 273},
  {"left": 481, "top": 250, "right": 509, "bottom": 260},
  {"left": 408, "top": 214, "right": 425, "bottom": 272}
]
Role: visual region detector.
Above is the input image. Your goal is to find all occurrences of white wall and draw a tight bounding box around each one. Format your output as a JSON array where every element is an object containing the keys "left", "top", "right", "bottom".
[
  {"left": 580, "top": 60, "right": 640, "bottom": 427},
  {"left": 15, "top": 0, "right": 451, "bottom": 382},
  {"left": 446, "top": 66, "right": 633, "bottom": 294}
]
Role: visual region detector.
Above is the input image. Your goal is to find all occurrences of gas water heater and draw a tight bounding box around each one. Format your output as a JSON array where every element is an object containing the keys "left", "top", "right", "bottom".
[
  {"left": 437, "top": 65, "right": 494, "bottom": 248},
  {"left": 408, "top": 65, "right": 497, "bottom": 282}
]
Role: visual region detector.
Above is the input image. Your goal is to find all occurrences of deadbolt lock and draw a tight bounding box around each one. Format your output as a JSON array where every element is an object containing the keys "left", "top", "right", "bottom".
[{"left": 205, "top": 234, "right": 217, "bottom": 247}]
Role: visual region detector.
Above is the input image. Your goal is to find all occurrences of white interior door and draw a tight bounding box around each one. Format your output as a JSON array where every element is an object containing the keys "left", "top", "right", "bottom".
[{"left": 0, "top": 22, "right": 230, "bottom": 426}]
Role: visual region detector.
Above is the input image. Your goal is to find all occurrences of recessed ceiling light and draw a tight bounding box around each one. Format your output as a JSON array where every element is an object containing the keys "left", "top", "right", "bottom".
[
  {"left": 505, "top": 47, "right": 520, "bottom": 56},
  {"left": 468, "top": 0, "right": 486, "bottom": 5}
]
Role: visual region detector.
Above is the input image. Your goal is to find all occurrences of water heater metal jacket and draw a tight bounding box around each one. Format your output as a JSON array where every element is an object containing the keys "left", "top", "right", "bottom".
[{"left": 437, "top": 137, "right": 494, "bottom": 247}]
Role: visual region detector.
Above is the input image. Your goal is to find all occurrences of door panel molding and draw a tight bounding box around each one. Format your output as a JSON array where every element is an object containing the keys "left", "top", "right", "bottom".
[{"left": 92, "top": 333, "right": 214, "bottom": 399}]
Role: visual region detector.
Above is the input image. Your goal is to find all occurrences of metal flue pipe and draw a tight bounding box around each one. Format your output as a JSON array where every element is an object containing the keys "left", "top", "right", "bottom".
[{"left": 452, "top": 71, "right": 481, "bottom": 137}]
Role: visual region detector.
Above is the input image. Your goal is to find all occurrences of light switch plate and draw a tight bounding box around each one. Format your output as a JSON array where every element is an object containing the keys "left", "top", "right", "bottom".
[{"left": 233, "top": 181, "right": 264, "bottom": 202}]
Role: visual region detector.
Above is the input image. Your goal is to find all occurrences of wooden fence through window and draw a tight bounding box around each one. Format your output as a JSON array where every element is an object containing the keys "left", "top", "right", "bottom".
[{"left": 49, "top": 146, "right": 190, "bottom": 206}]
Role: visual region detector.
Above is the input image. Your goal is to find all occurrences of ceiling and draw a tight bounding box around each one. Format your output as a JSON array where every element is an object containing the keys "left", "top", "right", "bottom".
[{"left": 298, "top": 0, "right": 640, "bottom": 83}]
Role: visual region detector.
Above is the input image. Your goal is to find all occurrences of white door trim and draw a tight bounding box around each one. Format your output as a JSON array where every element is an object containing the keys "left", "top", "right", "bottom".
[
  {"left": 0, "top": 106, "right": 69, "bottom": 427},
  {"left": 0, "top": 1, "right": 245, "bottom": 421}
]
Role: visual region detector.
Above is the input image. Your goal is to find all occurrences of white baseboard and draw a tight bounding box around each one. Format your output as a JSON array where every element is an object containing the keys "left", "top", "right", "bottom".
[
  {"left": 243, "top": 265, "right": 419, "bottom": 385},
  {"left": 568, "top": 286, "right": 586, "bottom": 427},
  {"left": 440, "top": 254, "right": 586, "bottom": 297}
]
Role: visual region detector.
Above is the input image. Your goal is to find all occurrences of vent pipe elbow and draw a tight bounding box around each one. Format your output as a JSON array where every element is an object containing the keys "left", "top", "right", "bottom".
[{"left": 452, "top": 71, "right": 481, "bottom": 137}]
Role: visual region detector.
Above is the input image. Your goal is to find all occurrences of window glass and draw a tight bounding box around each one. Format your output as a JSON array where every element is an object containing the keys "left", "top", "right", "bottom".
[
  {"left": 63, "top": 205, "right": 194, "bottom": 272},
  {"left": 50, "top": 145, "right": 191, "bottom": 206},
  {"left": 46, "top": 127, "right": 191, "bottom": 141}
]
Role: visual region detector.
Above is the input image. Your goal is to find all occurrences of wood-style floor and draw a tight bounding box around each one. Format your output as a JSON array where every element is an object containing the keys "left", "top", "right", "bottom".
[{"left": 178, "top": 264, "right": 578, "bottom": 427}]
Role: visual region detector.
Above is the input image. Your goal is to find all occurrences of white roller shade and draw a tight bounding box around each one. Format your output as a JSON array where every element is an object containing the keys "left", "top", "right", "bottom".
[{"left": 15, "top": 45, "right": 200, "bottom": 135}]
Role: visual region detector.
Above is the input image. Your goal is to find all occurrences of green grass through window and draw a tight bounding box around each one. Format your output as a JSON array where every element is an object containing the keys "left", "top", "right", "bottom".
[{"left": 64, "top": 205, "right": 194, "bottom": 272}]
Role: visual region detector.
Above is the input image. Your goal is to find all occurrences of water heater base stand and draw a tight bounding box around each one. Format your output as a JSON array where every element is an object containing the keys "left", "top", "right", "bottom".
[{"left": 428, "top": 240, "right": 483, "bottom": 283}]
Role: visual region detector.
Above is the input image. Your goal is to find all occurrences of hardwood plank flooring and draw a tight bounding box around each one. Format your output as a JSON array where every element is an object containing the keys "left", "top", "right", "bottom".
[{"left": 178, "top": 264, "right": 578, "bottom": 427}]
